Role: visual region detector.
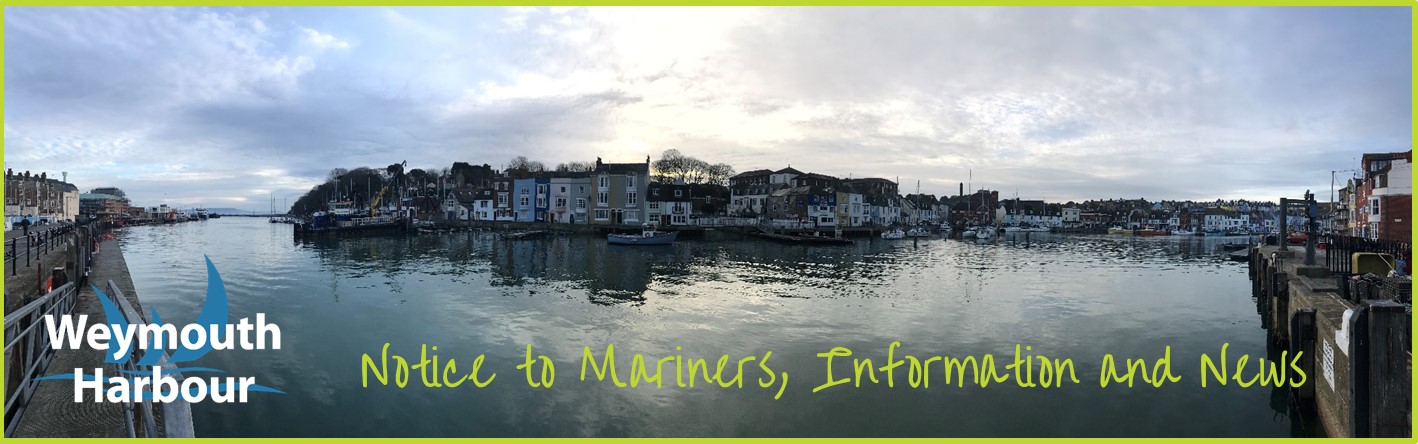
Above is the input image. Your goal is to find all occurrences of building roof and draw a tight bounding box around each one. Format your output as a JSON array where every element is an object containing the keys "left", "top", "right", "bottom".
[
  {"left": 79, "top": 193, "right": 127, "bottom": 201},
  {"left": 730, "top": 169, "right": 773, "bottom": 178},
  {"left": 773, "top": 167, "right": 803, "bottom": 175},
  {"left": 594, "top": 158, "right": 650, "bottom": 175}
]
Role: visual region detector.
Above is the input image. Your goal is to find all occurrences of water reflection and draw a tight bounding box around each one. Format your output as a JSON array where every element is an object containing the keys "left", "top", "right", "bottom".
[{"left": 113, "top": 219, "right": 1296, "bottom": 437}]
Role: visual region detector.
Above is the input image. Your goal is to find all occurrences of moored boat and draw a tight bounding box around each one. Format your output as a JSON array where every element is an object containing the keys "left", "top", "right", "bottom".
[
  {"left": 608, "top": 223, "right": 678, "bottom": 245},
  {"left": 881, "top": 228, "right": 906, "bottom": 240}
]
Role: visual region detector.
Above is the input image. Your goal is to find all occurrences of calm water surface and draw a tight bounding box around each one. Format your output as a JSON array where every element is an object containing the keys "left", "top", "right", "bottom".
[{"left": 117, "top": 218, "right": 1306, "bottom": 437}]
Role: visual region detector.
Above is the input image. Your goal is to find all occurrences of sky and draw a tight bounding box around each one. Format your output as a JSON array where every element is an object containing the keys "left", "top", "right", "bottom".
[{"left": 3, "top": 6, "right": 1411, "bottom": 209}]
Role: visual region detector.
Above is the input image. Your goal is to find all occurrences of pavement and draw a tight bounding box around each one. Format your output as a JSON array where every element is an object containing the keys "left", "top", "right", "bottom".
[{"left": 10, "top": 238, "right": 154, "bottom": 438}]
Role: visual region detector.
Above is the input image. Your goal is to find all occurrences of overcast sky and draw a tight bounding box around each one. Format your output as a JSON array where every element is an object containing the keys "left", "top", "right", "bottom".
[{"left": 4, "top": 6, "right": 1411, "bottom": 209}]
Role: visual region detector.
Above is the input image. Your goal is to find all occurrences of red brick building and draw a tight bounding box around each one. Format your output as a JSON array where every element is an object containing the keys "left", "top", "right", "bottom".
[{"left": 1353, "top": 151, "right": 1411, "bottom": 243}]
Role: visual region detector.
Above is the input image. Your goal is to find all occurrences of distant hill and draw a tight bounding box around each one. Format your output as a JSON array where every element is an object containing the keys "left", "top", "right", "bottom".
[{"left": 207, "top": 207, "right": 257, "bottom": 215}]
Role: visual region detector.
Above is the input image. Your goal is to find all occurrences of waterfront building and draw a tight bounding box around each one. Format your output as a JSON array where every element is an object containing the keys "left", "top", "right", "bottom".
[
  {"left": 1354, "top": 150, "right": 1412, "bottom": 242},
  {"left": 472, "top": 189, "right": 495, "bottom": 221},
  {"left": 4, "top": 170, "right": 81, "bottom": 223},
  {"left": 444, "top": 189, "right": 478, "bottom": 220},
  {"left": 492, "top": 177, "right": 516, "bottom": 221},
  {"left": 687, "top": 183, "right": 730, "bottom": 218},
  {"left": 728, "top": 169, "right": 773, "bottom": 217},
  {"left": 648, "top": 182, "right": 693, "bottom": 226},
  {"left": 549, "top": 175, "right": 591, "bottom": 224},
  {"left": 589, "top": 157, "right": 651, "bottom": 226},
  {"left": 835, "top": 190, "right": 865, "bottom": 227},
  {"left": 79, "top": 189, "right": 131, "bottom": 222}
]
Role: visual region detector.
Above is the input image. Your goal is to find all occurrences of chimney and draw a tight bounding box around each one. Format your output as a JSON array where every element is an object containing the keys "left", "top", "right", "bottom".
[{"left": 959, "top": 182, "right": 963, "bottom": 197}]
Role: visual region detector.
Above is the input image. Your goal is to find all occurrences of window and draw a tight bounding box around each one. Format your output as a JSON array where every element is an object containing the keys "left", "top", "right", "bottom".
[
  {"left": 627, "top": 174, "right": 636, "bottom": 188},
  {"left": 650, "top": 202, "right": 660, "bottom": 211},
  {"left": 520, "top": 197, "right": 529, "bottom": 207},
  {"left": 627, "top": 192, "right": 638, "bottom": 206},
  {"left": 674, "top": 189, "right": 682, "bottom": 198},
  {"left": 578, "top": 186, "right": 585, "bottom": 193},
  {"left": 560, "top": 186, "right": 567, "bottom": 193},
  {"left": 599, "top": 175, "right": 609, "bottom": 188},
  {"left": 597, "top": 192, "right": 608, "bottom": 207},
  {"left": 555, "top": 197, "right": 566, "bottom": 209},
  {"left": 595, "top": 209, "right": 609, "bottom": 220},
  {"left": 576, "top": 198, "right": 587, "bottom": 210},
  {"left": 1371, "top": 199, "right": 1380, "bottom": 215},
  {"left": 497, "top": 194, "right": 508, "bottom": 206}
]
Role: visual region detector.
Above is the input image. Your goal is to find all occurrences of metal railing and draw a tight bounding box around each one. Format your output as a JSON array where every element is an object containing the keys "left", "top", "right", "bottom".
[
  {"left": 3, "top": 283, "right": 78, "bottom": 437},
  {"left": 5, "top": 222, "right": 83, "bottom": 277},
  {"left": 103, "top": 280, "right": 195, "bottom": 438},
  {"left": 1325, "top": 235, "right": 1410, "bottom": 276}
]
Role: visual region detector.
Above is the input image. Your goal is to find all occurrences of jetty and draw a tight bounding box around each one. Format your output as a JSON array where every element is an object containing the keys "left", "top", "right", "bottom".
[
  {"left": 745, "top": 230, "right": 854, "bottom": 245},
  {"left": 4, "top": 224, "right": 194, "bottom": 437},
  {"left": 1246, "top": 235, "right": 1410, "bottom": 437}
]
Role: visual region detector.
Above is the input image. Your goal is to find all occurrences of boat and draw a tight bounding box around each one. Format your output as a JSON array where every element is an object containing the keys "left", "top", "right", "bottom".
[
  {"left": 960, "top": 228, "right": 976, "bottom": 238},
  {"left": 1172, "top": 229, "right": 1195, "bottom": 236},
  {"left": 881, "top": 228, "right": 906, "bottom": 240},
  {"left": 1135, "top": 229, "right": 1167, "bottom": 236},
  {"left": 939, "top": 223, "right": 952, "bottom": 234},
  {"left": 195, "top": 208, "right": 209, "bottom": 220},
  {"left": 209, "top": 213, "right": 222, "bottom": 219},
  {"left": 1026, "top": 226, "right": 1051, "bottom": 233},
  {"left": 905, "top": 227, "right": 932, "bottom": 237},
  {"left": 1107, "top": 226, "right": 1132, "bottom": 235},
  {"left": 608, "top": 223, "right": 678, "bottom": 245},
  {"left": 975, "top": 227, "right": 994, "bottom": 239}
]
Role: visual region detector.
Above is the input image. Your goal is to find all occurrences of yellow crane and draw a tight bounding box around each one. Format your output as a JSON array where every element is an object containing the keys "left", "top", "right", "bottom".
[{"left": 370, "top": 185, "right": 388, "bottom": 217}]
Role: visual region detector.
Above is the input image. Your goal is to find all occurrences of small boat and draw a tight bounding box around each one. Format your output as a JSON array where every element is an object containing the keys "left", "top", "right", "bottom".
[
  {"left": 1026, "top": 226, "right": 1051, "bottom": 233},
  {"left": 939, "top": 223, "right": 952, "bottom": 233},
  {"left": 1107, "top": 226, "right": 1132, "bottom": 235},
  {"left": 975, "top": 227, "right": 993, "bottom": 239},
  {"left": 1172, "top": 229, "right": 1195, "bottom": 236},
  {"left": 881, "top": 228, "right": 906, "bottom": 240},
  {"left": 608, "top": 223, "right": 678, "bottom": 245},
  {"left": 960, "top": 228, "right": 976, "bottom": 238},
  {"left": 906, "top": 227, "right": 932, "bottom": 237}
]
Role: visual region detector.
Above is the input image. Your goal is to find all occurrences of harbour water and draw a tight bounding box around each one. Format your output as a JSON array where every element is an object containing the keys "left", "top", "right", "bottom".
[{"left": 117, "top": 218, "right": 1307, "bottom": 437}]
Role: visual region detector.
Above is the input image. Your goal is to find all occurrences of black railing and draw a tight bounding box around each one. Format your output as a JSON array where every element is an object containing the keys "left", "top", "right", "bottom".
[
  {"left": 1325, "top": 235, "right": 1410, "bottom": 276},
  {"left": 5, "top": 223, "right": 82, "bottom": 277}
]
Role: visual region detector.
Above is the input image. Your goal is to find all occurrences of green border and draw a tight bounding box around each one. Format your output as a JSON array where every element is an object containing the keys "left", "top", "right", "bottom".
[
  {"left": 0, "top": 1, "right": 1413, "bottom": 5},
  {"left": 0, "top": 3, "right": 1414, "bottom": 441}
]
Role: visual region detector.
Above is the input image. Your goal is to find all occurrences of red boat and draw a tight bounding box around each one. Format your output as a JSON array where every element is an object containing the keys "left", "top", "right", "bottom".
[{"left": 1286, "top": 233, "right": 1307, "bottom": 243}]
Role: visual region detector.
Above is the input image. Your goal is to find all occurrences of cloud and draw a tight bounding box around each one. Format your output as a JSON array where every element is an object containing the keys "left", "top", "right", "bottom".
[
  {"left": 3, "top": 6, "right": 1410, "bottom": 208},
  {"left": 302, "top": 27, "right": 351, "bottom": 50}
]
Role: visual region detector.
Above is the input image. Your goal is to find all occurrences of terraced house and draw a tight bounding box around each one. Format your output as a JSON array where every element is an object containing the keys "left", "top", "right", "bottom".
[{"left": 590, "top": 157, "right": 651, "bottom": 226}]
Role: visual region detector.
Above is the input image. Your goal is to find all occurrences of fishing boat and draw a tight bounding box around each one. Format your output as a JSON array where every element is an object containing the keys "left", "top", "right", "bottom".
[
  {"left": 939, "top": 223, "right": 952, "bottom": 234},
  {"left": 881, "top": 228, "right": 906, "bottom": 240},
  {"left": 1135, "top": 228, "right": 1167, "bottom": 236},
  {"left": 608, "top": 223, "right": 678, "bottom": 245},
  {"left": 195, "top": 208, "right": 209, "bottom": 220}
]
